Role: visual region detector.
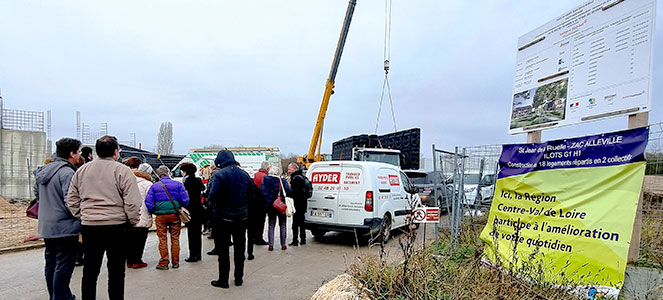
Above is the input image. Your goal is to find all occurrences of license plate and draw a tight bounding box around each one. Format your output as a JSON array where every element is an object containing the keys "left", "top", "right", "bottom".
[{"left": 311, "top": 209, "right": 332, "bottom": 218}]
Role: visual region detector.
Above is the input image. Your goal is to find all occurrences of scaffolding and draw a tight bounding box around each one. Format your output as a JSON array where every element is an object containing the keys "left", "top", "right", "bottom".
[{"left": 2, "top": 108, "right": 44, "bottom": 132}]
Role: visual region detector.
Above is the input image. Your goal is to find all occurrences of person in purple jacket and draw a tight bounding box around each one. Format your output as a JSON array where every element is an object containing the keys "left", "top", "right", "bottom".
[{"left": 145, "top": 165, "right": 189, "bottom": 270}]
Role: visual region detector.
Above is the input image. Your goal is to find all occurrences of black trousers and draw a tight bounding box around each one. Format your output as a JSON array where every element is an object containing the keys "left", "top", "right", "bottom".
[
  {"left": 291, "top": 211, "right": 306, "bottom": 243},
  {"left": 186, "top": 218, "right": 202, "bottom": 259},
  {"left": 44, "top": 236, "right": 78, "bottom": 300},
  {"left": 213, "top": 218, "right": 247, "bottom": 284},
  {"left": 81, "top": 224, "right": 128, "bottom": 300},
  {"left": 255, "top": 210, "right": 266, "bottom": 241},
  {"left": 126, "top": 227, "right": 148, "bottom": 265}
]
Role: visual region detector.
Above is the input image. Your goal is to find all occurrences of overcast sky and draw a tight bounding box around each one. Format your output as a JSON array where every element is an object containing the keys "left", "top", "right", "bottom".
[{"left": 1, "top": 0, "right": 662, "bottom": 157}]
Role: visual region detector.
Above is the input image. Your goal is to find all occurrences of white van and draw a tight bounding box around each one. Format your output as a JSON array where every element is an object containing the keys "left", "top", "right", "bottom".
[{"left": 303, "top": 161, "right": 421, "bottom": 241}]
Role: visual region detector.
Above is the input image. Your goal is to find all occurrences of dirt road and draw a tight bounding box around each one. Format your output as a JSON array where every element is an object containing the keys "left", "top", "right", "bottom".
[{"left": 0, "top": 218, "right": 440, "bottom": 300}]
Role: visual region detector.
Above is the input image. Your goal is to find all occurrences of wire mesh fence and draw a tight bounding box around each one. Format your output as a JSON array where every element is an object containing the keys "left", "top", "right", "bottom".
[{"left": 641, "top": 121, "right": 663, "bottom": 266}]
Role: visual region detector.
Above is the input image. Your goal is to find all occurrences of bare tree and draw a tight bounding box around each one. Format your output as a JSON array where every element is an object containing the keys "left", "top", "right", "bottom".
[
  {"left": 280, "top": 153, "right": 299, "bottom": 172},
  {"left": 156, "top": 122, "right": 174, "bottom": 155}
]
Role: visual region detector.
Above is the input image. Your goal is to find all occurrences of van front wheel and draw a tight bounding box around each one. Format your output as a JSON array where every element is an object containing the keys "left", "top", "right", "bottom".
[{"left": 379, "top": 215, "right": 392, "bottom": 243}]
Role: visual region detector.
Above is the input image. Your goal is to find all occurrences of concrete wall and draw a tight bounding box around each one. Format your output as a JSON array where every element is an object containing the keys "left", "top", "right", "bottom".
[{"left": 0, "top": 129, "right": 48, "bottom": 199}]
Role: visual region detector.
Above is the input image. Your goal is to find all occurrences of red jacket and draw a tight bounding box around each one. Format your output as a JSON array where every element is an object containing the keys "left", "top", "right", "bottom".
[{"left": 253, "top": 168, "right": 268, "bottom": 188}]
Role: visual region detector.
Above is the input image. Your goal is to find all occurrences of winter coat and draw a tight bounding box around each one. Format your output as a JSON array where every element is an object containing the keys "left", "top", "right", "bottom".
[
  {"left": 208, "top": 150, "right": 253, "bottom": 221},
  {"left": 68, "top": 157, "right": 142, "bottom": 226},
  {"left": 134, "top": 170, "right": 154, "bottom": 228},
  {"left": 261, "top": 175, "right": 292, "bottom": 215},
  {"left": 248, "top": 182, "right": 265, "bottom": 222},
  {"left": 35, "top": 157, "right": 80, "bottom": 239},
  {"left": 183, "top": 174, "right": 205, "bottom": 221},
  {"left": 289, "top": 169, "right": 309, "bottom": 213},
  {"left": 253, "top": 168, "right": 268, "bottom": 188},
  {"left": 145, "top": 177, "right": 189, "bottom": 215}
]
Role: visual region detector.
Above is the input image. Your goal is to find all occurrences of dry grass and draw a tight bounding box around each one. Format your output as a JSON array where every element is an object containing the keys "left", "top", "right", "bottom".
[
  {"left": 349, "top": 220, "right": 589, "bottom": 300},
  {"left": 639, "top": 192, "right": 663, "bottom": 268},
  {"left": 0, "top": 197, "right": 41, "bottom": 249}
]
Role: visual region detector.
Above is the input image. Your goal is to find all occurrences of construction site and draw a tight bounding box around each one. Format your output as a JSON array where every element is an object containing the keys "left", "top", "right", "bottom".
[{"left": 1, "top": 0, "right": 663, "bottom": 299}]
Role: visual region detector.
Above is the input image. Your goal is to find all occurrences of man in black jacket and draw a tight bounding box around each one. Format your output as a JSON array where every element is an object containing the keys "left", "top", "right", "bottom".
[
  {"left": 287, "top": 162, "right": 309, "bottom": 246},
  {"left": 208, "top": 150, "right": 253, "bottom": 288}
]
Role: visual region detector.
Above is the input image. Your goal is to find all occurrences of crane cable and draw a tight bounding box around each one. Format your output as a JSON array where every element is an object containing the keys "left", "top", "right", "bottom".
[{"left": 375, "top": 0, "right": 397, "bottom": 134}]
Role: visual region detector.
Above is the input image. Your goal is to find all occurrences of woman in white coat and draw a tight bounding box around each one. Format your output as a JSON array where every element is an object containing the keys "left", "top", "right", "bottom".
[{"left": 123, "top": 158, "right": 154, "bottom": 268}]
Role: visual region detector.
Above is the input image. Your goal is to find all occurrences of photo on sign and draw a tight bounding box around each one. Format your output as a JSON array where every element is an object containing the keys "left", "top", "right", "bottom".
[{"left": 510, "top": 78, "right": 568, "bottom": 129}]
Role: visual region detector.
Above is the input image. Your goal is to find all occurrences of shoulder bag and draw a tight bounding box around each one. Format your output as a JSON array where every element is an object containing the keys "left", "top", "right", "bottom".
[
  {"left": 26, "top": 199, "right": 39, "bottom": 219},
  {"left": 159, "top": 182, "right": 191, "bottom": 224},
  {"left": 272, "top": 180, "right": 288, "bottom": 215},
  {"left": 280, "top": 179, "right": 296, "bottom": 217}
]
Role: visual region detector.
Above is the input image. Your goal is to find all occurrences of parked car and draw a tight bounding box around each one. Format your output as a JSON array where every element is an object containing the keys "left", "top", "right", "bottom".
[
  {"left": 403, "top": 170, "right": 453, "bottom": 210},
  {"left": 303, "top": 161, "right": 421, "bottom": 242},
  {"left": 461, "top": 173, "right": 496, "bottom": 207}
]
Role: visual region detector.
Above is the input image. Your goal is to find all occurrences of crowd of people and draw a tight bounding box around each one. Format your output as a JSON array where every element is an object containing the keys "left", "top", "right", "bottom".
[{"left": 35, "top": 136, "right": 311, "bottom": 300}]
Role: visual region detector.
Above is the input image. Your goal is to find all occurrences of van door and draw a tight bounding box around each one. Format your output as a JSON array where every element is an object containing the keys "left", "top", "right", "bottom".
[
  {"left": 335, "top": 165, "right": 367, "bottom": 226},
  {"left": 376, "top": 168, "right": 405, "bottom": 228},
  {"left": 306, "top": 164, "right": 343, "bottom": 224},
  {"left": 399, "top": 171, "right": 419, "bottom": 226}
]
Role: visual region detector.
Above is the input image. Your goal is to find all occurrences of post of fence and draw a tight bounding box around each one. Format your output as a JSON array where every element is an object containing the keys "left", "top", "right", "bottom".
[
  {"left": 459, "top": 147, "right": 467, "bottom": 226},
  {"left": 432, "top": 144, "right": 439, "bottom": 250},
  {"left": 451, "top": 146, "right": 459, "bottom": 250},
  {"left": 27, "top": 157, "right": 32, "bottom": 199},
  {"left": 628, "top": 112, "right": 648, "bottom": 263}
]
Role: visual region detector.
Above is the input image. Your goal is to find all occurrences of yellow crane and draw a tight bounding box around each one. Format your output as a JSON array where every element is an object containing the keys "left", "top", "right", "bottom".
[{"left": 299, "top": 0, "right": 357, "bottom": 168}]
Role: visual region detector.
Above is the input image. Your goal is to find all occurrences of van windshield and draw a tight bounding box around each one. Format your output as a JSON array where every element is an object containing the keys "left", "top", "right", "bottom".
[{"left": 360, "top": 152, "right": 400, "bottom": 166}]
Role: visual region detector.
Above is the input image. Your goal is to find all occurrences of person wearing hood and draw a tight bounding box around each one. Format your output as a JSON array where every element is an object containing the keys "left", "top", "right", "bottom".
[
  {"left": 208, "top": 150, "right": 253, "bottom": 289},
  {"left": 35, "top": 137, "right": 81, "bottom": 300},
  {"left": 123, "top": 158, "right": 154, "bottom": 269}
]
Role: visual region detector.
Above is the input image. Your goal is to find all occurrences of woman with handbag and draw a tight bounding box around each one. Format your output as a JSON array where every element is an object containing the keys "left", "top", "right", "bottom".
[
  {"left": 261, "top": 167, "right": 292, "bottom": 251},
  {"left": 145, "top": 165, "right": 190, "bottom": 270}
]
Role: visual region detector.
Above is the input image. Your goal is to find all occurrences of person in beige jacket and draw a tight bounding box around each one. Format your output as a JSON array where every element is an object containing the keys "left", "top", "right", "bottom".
[
  {"left": 122, "top": 158, "right": 154, "bottom": 269},
  {"left": 67, "top": 136, "right": 142, "bottom": 300}
]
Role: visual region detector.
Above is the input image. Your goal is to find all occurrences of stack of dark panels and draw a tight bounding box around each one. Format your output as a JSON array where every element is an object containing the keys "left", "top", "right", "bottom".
[
  {"left": 331, "top": 134, "right": 380, "bottom": 160},
  {"left": 118, "top": 144, "right": 185, "bottom": 171},
  {"left": 331, "top": 128, "right": 420, "bottom": 170}
]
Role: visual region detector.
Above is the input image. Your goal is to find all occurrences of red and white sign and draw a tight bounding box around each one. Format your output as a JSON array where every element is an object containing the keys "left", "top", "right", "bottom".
[
  {"left": 310, "top": 172, "right": 341, "bottom": 184},
  {"left": 388, "top": 175, "right": 400, "bottom": 186},
  {"left": 412, "top": 207, "right": 440, "bottom": 223}
]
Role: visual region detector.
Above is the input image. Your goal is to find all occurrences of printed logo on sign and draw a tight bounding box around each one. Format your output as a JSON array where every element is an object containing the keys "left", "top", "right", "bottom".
[
  {"left": 388, "top": 175, "right": 400, "bottom": 186},
  {"left": 311, "top": 172, "right": 341, "bottom": 184}
]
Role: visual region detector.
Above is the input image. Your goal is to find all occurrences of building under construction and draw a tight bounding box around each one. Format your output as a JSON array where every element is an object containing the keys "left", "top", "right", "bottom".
[{"left": 0, "top": 96, "right": 50, "bottom": 199}]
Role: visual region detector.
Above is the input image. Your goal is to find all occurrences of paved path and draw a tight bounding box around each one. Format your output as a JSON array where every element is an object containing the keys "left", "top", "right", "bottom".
[{"left": 0, "top": 219, "right": 438, "bottom": 300}]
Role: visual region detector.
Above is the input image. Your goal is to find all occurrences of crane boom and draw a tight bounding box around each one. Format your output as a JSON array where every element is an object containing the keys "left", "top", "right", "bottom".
[{"left": 303, "top": 0, "right": 357, "bottom": 167}]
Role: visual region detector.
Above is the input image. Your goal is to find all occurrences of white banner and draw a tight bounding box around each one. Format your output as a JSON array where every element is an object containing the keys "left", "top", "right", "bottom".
[{"left": 509, "top": 0, "right": 656, "bottom": 134}]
